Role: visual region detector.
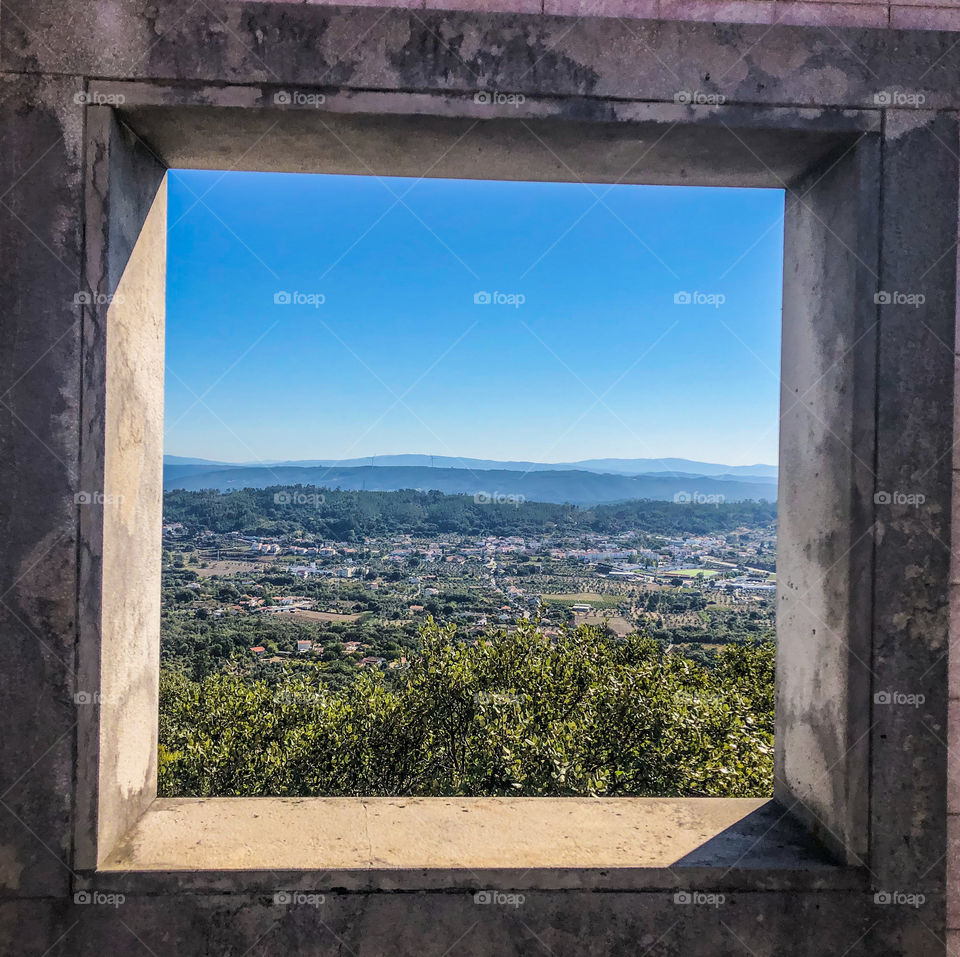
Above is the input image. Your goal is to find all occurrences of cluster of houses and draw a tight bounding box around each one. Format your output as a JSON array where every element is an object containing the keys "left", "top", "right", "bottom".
[
  {"left": 289, "top": 562, "right": 363, "bottom": 579},
  {"left": 249, "top": 639, "right": 407, "bottom": 672}
]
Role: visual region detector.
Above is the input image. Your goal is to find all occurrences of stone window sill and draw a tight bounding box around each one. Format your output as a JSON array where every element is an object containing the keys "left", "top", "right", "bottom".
[{"left": 89, "top": 797, "right": 865, "bottom": 893}]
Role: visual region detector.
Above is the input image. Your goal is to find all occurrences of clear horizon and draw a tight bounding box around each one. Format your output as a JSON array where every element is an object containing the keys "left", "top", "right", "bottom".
[
  {"left": 165, "top": 171, "right": 785, "bottom": 466},
  {"left": 164, "top": 452, "right": 777, "bottom": 468}
]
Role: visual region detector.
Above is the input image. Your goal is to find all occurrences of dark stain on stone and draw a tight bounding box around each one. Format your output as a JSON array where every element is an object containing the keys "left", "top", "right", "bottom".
[{"left": 390, "top": 18, "right": 599, "bottom": 97}]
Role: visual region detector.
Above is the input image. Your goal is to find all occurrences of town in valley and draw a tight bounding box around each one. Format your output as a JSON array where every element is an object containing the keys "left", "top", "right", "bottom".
[{"left": 160, "top": 486, "right": 776, "bottom": 684}]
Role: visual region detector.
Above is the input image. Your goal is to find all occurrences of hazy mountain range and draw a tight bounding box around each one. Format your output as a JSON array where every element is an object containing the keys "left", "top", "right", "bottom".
[{"left": 164, "top": 455, "right": 777, "bottom": 506}]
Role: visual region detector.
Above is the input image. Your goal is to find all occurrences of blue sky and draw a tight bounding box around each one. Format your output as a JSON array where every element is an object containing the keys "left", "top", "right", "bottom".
[{"left": 165, "top": 171, "right": 784, "bottom": 466}]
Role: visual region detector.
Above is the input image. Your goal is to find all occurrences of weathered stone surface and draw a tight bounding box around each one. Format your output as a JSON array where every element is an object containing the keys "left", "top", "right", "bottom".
[
  {"left": 1, "top": 1, "right": 957, "bottom": 954},
  {"left": 776, "top": 134, "right": 879, "bottom": 866},
  {"left": 0, "top": 72, "right": 85, "bottom": 899},
  {"left": 1, "top": 890, "right": 900, "bottom": 957},
  {"left": 73, "top": 108, "right": 167, "bottom": 872},
  {"left": 3, "top": 2, "right": 960, "bottom": 109},
  {"left": 871, "top": 109, "right": 957, "bottom": 892}
]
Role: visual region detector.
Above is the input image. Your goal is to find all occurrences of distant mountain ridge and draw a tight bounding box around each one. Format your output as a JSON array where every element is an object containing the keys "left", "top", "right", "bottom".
[
  {"left": 164, "top": 453, "right": 777, "bottom": 478},
  {"left": 163, "top": 460, "right": 777, "bottom": 506}
]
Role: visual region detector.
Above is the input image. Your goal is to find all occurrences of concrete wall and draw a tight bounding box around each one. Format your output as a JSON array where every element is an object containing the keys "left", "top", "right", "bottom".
[
  {"left": 776, "top": 138, "right": 878, "bottom": 865},
  {"left": 76, "top": 108, "right": 167, "bottom": 868},
  {"left": 229, "top": 0, "right": 960, "bottom": 31},
  {"left": 2, "top": 1, "right": 959, "bottom": 954}
]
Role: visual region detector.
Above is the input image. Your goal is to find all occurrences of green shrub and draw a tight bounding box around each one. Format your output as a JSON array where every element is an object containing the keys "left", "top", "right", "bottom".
[{"left": 158, "top": 619, "right": 773, "bottom": 798}]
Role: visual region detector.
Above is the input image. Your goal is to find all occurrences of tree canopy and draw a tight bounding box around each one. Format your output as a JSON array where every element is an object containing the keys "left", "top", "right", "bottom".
[{"left": 159, "top": 620, "right": 774, "bottom": 798}]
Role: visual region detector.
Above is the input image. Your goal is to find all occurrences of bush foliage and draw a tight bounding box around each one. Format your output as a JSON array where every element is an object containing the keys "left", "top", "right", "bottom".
[{"left": 158, "top": 620, "right": 774, "bottom": 798}]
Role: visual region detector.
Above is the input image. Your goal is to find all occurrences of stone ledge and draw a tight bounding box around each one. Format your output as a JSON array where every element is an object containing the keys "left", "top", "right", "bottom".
[{"left": 88, "top": 797, "right": 866, "bottom": 893}]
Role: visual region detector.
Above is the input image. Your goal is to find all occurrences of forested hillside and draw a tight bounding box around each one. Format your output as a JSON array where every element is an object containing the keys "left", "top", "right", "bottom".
[{"left": 163, "top": 486, "right": 776, "bottom": 540}]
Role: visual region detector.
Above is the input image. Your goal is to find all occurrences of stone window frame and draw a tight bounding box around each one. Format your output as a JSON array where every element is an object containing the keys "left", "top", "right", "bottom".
[{"left": 68, "top": 79, "right": 945, "bottom": 901}]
